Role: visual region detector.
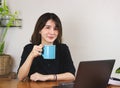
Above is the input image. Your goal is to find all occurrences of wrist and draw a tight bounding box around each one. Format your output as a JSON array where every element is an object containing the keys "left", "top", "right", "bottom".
[
  {"left": 53, "top": 74, "right": 57, "bottom": 81},
  {"left": 29, "top": 52, "right": 36, "bottom": 59},
  {"left": 47, "top": 74, "right": 57, "bottom": 81}
]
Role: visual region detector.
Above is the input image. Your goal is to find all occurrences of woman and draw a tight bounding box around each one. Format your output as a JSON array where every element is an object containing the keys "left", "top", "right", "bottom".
[{"left": 17, "top": 12, "right": 75, "bottom": 81}]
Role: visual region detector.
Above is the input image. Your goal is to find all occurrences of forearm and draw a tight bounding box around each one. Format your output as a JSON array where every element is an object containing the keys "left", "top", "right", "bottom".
[
  {"left": 18, "top": 54, "right": 34, "bottom": 81},
  {"left": 56, "top": 72, "right": 75, "bottom": 81},
  {"left": 47, "top": 72, "right": 75, "bottom": 81},
  {"left": 30, "top": 72, "right": 75, "bottom": 82}
]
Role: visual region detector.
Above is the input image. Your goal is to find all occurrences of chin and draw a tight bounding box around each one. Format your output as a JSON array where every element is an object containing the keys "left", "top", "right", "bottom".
[
  {"left": 46, "top": 38, "right": 56, "bottom": 43},
  {"left": 47, "top": 41, "right": 54, "bottom": 44},
  {"left": 48, "top": 39, "right": 55, "bottom": 42}
]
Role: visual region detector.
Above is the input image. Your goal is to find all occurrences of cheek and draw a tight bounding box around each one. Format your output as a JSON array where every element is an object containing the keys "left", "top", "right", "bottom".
[
  {"left": 55, "top": 31, "right": 59, "bottom": 36},
  {"left": 39, "top": 30, "right": 46, "bottom": 36}
]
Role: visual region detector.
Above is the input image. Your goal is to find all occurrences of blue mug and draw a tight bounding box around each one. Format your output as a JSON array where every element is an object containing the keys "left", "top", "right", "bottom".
[{"left": 42, "top": 45, "right": 56, "bottom": 59}]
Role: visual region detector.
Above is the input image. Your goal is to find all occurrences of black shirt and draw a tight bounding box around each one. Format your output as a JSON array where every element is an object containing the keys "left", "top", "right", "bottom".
[{"left": 18, "top": 43, "right": 75, "bottom": 77}]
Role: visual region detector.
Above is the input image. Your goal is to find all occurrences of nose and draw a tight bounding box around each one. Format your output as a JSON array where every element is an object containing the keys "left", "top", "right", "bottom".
[{"left": 50, "top": 28, "right": 55, "bottom": 34}]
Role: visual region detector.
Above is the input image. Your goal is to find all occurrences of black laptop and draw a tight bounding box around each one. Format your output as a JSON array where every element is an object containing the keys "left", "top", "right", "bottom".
[{"left": 53, "top": 59, "right": 115, "bottom": 88}]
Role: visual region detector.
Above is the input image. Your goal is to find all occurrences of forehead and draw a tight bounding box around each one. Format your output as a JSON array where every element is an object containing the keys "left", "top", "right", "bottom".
[{"left": 45, "top": 19, "right": 56, "bottom": 26}]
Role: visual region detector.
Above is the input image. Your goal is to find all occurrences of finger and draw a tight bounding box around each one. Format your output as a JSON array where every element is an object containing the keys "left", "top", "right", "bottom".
[
  {"left": 38, "top": 52, "right": 42, "bottom": 55},
  {"left": 37, "top": 48, "right": 42, "bottom": 54},
  {"left": 30, "top": 75, "right": 36, "bottom": 81},
  {"left": 39, "top": 44, "right": 43, "bottom": 48},
  {"left": 35, "top": 46, "right": 42, "bottom": 53}
]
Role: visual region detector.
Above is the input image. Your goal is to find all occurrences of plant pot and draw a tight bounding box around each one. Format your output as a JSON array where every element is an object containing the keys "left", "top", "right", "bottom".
[
  {"left": 0, "top": 54, "right": 12, "bottom": 75},
  {"left": 0, "top": 16, "right": 11, "bottom": 26}
]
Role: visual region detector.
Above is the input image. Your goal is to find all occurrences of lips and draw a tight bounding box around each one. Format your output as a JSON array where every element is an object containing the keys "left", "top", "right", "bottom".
[
  {"left": 48, "top": 37, "right": 54, "bottom": 39},
  {"left": 48, "top": 36, "right": 54, "bottom": 40}
]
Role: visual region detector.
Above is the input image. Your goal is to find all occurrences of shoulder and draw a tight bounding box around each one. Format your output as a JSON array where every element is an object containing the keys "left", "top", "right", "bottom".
[
  {"left": 56, "top": 43, "right": 70, "bottom": 51},
  {"left": 56, "top": 43, "right": 68, "bottom": 48},
  {"left": 23, "top": 43, "right": 34, "bottom": 51},
  {"left": 21, "top": 43, "right": 34, "bottom": 57},
  {"left": 24, "top": 43, "right": 34, "bottom": 48}
]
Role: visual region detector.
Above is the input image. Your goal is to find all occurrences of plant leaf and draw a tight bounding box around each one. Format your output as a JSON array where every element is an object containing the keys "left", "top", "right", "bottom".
[
  {"left": 0, "top": 41, "right": 5, "bottom": 54},
  {"left": 116, "top": 67, "right": 120, "bottom": 73}
]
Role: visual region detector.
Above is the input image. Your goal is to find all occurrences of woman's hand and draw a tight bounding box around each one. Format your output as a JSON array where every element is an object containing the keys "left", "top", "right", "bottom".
[
  {"left": 30, "top": 44, "right": 43, "bottom": 58},
  {"left": 30, "top": 72, "right": 52, "bottom": 81}
]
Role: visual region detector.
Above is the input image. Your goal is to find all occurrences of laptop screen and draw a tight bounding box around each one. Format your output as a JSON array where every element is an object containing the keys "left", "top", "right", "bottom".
[{"left": 73, "top": 59, "right": 115, "bottom": 88}]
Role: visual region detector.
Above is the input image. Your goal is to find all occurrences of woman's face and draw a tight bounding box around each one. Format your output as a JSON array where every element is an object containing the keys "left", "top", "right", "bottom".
[{"left": 39, "top": 19, "right": 59, "bottom": 45}]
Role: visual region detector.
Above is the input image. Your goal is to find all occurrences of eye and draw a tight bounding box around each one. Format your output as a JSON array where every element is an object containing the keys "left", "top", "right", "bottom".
[
  {"left": 54, "top": 26, "right": 58, "bottom": 30},
  {"left": 45, "top": 25, "right": 50, "bottom": 29}
]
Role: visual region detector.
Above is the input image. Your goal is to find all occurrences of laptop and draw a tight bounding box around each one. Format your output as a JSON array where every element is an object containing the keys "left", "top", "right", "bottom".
[{"left": 53, "top": 59, "right": 115, "bottom": 88}]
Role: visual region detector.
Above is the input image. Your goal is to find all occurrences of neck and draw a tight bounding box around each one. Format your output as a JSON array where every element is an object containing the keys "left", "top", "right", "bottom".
[{"left": 42, "top": 41, "right": 53, "bottom": 45}]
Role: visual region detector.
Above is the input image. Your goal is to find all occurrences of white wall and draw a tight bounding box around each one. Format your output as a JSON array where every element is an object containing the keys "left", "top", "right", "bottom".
[{"left": 4, "top": 0, "right": 120, "bottom": 78}]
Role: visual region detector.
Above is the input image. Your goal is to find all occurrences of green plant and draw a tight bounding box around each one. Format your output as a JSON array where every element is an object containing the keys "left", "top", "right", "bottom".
[
  {"left": 0, "top": 0, "right": 18, "bottom": 55},
  {"left": 116, "top": 67, "right": 120, "bottom": 73}
]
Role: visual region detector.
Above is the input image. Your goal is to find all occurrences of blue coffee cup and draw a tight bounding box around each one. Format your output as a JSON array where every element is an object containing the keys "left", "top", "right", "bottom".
[{"left": 42, "top": 45, "right": 56, "bottom": 59}]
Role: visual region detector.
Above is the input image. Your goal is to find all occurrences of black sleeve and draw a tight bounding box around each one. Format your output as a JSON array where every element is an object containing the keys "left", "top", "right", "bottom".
[
  {"left": 59, "top": 44, "right": 76, "bottom": 75},
  {"left": 17, "top": 44, "right": 33, "bottom": 72}
]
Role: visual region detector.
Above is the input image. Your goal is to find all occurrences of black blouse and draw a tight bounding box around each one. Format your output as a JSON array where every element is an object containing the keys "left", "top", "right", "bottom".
[{"left": 18, "top": 43, "right": 75, "bottom": 77}]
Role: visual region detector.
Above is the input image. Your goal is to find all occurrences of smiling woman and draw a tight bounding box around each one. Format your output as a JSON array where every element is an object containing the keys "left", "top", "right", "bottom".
[{"left": 17, "top": 12, "right": 75, "bottom": 82}]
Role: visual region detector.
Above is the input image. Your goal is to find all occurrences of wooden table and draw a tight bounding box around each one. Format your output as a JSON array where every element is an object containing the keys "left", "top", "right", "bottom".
[
  {"left": 0, "top": 79, "right": 120, "bottom": 88},
  {"left": 108, "top": 85, "right": 120, "bottom": 88},
  {"left": 0, "top": 79, "right": 72, "bottom": 88}
]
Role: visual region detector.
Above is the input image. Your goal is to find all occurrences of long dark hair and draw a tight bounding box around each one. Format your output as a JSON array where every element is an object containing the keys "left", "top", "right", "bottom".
[{"left": 30, "top": 12, "right": 62, "bottom": 45}]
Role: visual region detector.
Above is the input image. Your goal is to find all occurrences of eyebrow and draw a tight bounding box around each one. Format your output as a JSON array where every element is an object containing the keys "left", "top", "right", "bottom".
[
  {"left": 45, "top": 25, "right": 57, "bottom": 28},
  {"left": 45, "top": 25, "right": 50, "bottom": 26}
]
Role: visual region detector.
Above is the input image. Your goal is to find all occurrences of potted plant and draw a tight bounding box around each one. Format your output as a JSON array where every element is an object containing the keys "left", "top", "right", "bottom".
[
  {"left": 0, "top": 0, "right": 18, "bottom": 55},
  {"left": 0, "top": 0, "right": 18, "bottom": 76}
]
